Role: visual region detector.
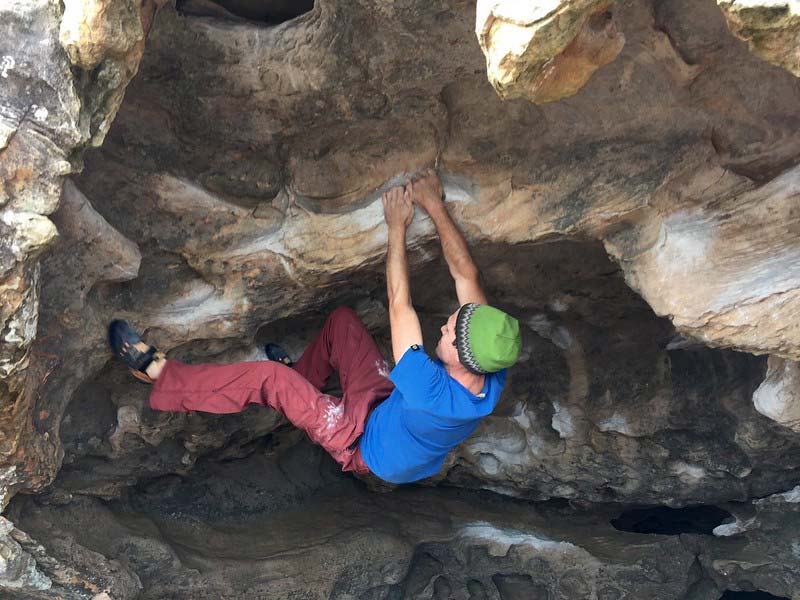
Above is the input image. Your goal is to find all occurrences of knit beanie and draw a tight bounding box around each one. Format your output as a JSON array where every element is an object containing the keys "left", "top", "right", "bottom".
[{"left": 455, "top": 303, "right": 521, "bottom": 374}]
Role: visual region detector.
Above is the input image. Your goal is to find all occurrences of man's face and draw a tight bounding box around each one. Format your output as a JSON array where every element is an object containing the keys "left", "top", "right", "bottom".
[{"left": 436, "top": 309, "right": 460, "bottom": 363}]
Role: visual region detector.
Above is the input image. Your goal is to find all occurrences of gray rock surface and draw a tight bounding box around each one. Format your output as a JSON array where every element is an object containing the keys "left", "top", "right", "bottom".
[
  {"left": 5, "top": 442, "right": 799, "bottom": 599},
  {"left": 702, "top": 485, "right": 800, "bottom": 598}
]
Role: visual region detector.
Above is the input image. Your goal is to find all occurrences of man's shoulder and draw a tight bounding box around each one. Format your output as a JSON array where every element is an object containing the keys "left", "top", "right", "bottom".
[
  {"left": 389, "top": 348, "right": 449, "bottom": 405},
  {"left": 391, "top": 344, "right": 440, "bottom": 373}
]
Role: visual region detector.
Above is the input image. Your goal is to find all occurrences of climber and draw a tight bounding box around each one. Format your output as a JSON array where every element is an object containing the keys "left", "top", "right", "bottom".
[{"left": 108, "top": 170, "right": 521, "bottom": 484}]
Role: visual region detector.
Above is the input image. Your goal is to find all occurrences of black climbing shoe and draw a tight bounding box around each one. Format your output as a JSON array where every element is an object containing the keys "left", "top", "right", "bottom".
[
  {"left": 108, "top": 319, "right": 160, "bottom": 384},
  {"left": 265, "top": 343, "right": 293, "bottom": 368}
]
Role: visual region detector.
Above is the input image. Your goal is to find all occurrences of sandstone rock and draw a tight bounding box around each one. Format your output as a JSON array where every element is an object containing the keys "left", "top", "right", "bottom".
[
  {"left": 608, "top": 165, "right": 800, "bottom": 361},
  {"left": 60, "top": 0, "right": 145, "bottom": 71},
  {"left": 476, "top": 0, "right": 625, "bottom": 103},
  {"left": 59, "top": 0, "right": 165, "bottom": 146},
  {"left": 0, "top": 1, "right": 80, "bottom": 453},
  {"left": 43, "top": 240, "right": 800, "bottom": 508},
  {"left": 36, "top": 0, "right": 799, "bottom": 508},
  {"left": 717, "top": 0, "right": 800, "bottom": 77},
  {"left": 3, "top": 0, "right": 800, "bottom": 594},
  {"left": 0, "top": 212, "right": 58, "bottom": 273},
  {"left": 426, "top": 243, "right": 800, "bottom": 504},
  {"left": 0, "top": 514, "right": 141, "bottom": 600},
  {"left": 0, "top": 517, "right": 51, "bottom": 593},
  {"left": 49, "top": 181, "right": 141, "bottom": 307},
  {"left": 0, "top": 447, "right": 700, "bottom": 599},
  {"left": 753, "top": 356, "right": 800, "bottom": 432}
]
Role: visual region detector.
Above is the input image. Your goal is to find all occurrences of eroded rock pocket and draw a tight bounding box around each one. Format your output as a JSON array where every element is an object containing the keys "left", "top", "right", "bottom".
[{"left": 611, "top": 505, "right": 733, "bottom": 535}]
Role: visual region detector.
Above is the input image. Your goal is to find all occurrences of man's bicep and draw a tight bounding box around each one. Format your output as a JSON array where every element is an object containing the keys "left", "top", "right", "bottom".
[
  {"left": 455, "top": 275, "right": 488, "bottom": 306},
  {"left": 389, "top": 303, "right": 423, "bottom": 363}
]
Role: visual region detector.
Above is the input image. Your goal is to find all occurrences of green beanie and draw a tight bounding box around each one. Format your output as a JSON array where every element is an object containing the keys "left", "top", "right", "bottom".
[{"left": 455, "top": 303, "right": 521, "bottom": 374}]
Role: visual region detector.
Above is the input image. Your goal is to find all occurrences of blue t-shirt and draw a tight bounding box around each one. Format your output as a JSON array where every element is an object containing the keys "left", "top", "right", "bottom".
[{"left": 360, "top": 345, "right": 507, "bottom": 484}]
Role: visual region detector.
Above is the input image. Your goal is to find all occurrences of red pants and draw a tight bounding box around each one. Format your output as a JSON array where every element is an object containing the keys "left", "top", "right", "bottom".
[{"left": 149, "top": 307, "right": 394, "bottom": 473}]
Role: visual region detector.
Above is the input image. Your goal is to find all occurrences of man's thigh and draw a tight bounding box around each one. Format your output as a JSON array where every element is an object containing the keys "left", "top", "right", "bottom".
[{"left": 329, "top": 308, "right": 393, "bottom": 396}]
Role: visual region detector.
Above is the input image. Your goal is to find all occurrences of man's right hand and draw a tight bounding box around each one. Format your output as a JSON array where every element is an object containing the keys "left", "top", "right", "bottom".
[
  {"left": 409, "top": 168, "right": 488, "bottom": 306},
  {"left": 410, "top": 169, "right": 444, "bottom": 213}
]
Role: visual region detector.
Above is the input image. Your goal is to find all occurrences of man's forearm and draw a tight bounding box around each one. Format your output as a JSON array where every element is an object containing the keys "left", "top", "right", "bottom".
[
  {"left": 386, "top": 226, "right": 412, "bottom": 307},
  {"left": 426, "top": 202, "right": 479, "bottom": 281}
]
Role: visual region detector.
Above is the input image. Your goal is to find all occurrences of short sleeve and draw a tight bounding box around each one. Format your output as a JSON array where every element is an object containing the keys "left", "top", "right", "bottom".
[{"left": 390, "top": 345, "right": 446, "bottom": 408}]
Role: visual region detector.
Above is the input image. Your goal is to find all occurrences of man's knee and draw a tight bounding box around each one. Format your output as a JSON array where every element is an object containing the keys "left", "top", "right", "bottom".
[
  {"left": 329, "top": 305, "right": 359, "bottom": 325},
  {"left": 263, "top": 359, "right": 289, "bottom": 379}
]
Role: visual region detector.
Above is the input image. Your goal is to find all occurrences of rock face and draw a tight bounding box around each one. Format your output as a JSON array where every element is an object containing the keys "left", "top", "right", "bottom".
[
  {"left": 2, "top": 0, "right": 800, "bottom": 597},
  {"left": 608, "top": 165, "right": 800, "bottom": 361},
  {"left": 717, "top": 0, "right": 800, "bottom": 78},
  {"left": 6, "top": 441, "right": 800, "bottom": 600},
  {"left": 476, "top": 0, "right": 626, "bottom": 103},
  {"left": 0, "top": 0, "right": 160, "bottom": 507},
  {"left": 701, "top": 485, "right": 800, "bottom": 599},
  {"left": 1, "top": 0, "right": 78, "bottom": 511}
]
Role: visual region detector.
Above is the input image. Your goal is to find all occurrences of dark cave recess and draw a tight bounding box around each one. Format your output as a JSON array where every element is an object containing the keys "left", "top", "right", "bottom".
[
  {"left": 175, "top": 0, "right": 315, "bottom": 24},
  {"left": 720, "top": 592, "right": 791, "bottom": 600},
  {"left": 610, "top": 505, "right": 733, "bottom": 535}
]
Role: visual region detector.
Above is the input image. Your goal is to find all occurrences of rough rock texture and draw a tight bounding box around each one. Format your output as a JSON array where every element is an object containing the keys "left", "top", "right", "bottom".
[
  {"left": 6, "top": 441, "right": 800, "bottom": 600},
  {"left": 2, "top": 0, "right": 800, "bottom": 597},
  {"left": 51, "top": 0, "right": 800, "bottom": 503},
  {"left": 0, "top": 0, "right": 161, "bottom": 507},
  {"left": 15, "top": 234, "right": 799, "bottom": 514},
  {"left": 476, "top": 0, "right": 626, "bottom": 103},
  {"left": 607, "top": 165, "right": 800, "bottom": 361},
  {"left": 0, "top": 0, "right": 161, "bottom": 594},
  {"left": 703, "top": 485, "right": 800, "bottom": 599},
  {"left": 412, "top": 242, "right": 798, "bottom": 505},
  {"left": 1, "top": 0, "right": 78, "bottom": 512},
  {"left": 717, "top": 0, "right": 800, "bottom": 78}
]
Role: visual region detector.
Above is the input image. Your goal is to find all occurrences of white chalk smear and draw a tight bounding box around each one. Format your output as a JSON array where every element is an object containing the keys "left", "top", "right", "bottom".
[
  {"left": 1, "top": 56, "right": 14, "bottom": 78},
  {"left": 551, "top": 401, "right": 575, "bottom": 439},
  {"left": 375, "top": 359, "right": 390, "bottom": 379},
  {"left": 458, "top": 522, "right": 601, "bottom": 572},
  {"left": 322, "top": 397, "right": 344, "bottom": 431}
]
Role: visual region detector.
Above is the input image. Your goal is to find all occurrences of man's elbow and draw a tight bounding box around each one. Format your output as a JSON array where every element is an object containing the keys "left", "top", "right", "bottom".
[
  {"left": 388, "top": 296, "right": 413, "bottom": 314},
  {"left": 454, "top": 268, "right": 480, "bottom": 287}
]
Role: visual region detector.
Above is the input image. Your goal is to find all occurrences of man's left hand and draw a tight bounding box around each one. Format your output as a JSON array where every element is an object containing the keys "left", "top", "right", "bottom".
[{"left": 382, "top": 185, "right": 413, "bottom": 230}]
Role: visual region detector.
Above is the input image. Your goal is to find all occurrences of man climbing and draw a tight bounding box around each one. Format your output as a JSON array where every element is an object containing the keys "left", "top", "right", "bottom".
[{"left": 108, "top": 170, "right": 521, "bottom": 484}]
